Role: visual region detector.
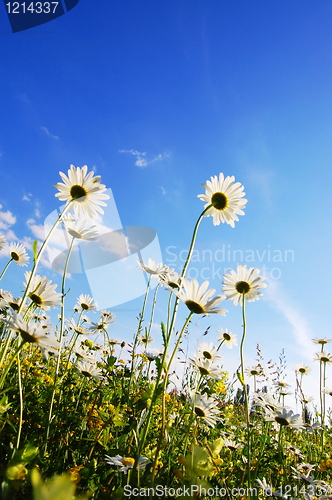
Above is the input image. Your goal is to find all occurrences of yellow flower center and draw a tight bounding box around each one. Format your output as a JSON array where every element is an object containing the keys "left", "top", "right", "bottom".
[
  {"left": 198, "top": 367, "right": 210, "bottom": 376},
  {"left": 235, "top": 281, "right": 250, "bottom": 294},
  {"left": 185, "top": 300, "right": 205, "bottom": 314},
  {"left": 203, "top": 350, "right": 212, "bottom": 359},
  {"left": 194, "top": 407, "right": 206, "bottom": 417},
  {"left": 70, "top": 184, "right": 87, "bottom": 200},
  {"left": 10, "top": 251, "right": 19, "bottom": 261},
  {"left": 275, "top": 417, "right": 290, "bottom": 426},
  {"left": 211, "top": 192, "right": 228, "bottom": 210},
  {"left": 122, "top": 457, "right": 135, "bottom": 467},
  {"left": 30, "top": 293, "right": 43, "bottom": 306}
]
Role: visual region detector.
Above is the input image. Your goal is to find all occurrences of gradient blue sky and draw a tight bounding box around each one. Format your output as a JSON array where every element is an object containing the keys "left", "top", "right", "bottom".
[{"left": 1, "top": 0, "right": 332, "bottom": 400}]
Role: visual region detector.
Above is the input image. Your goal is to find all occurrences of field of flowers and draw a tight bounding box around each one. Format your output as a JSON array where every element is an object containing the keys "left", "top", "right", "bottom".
[{"left": 0, "top": 165, "right": 332, "bottom": 500}]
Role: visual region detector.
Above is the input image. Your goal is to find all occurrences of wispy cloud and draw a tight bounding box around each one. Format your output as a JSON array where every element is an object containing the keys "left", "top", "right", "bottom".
[
  {"left": 264, "top": 279, "right": 313, "bottom": 358},
  {"left": 22, "top": 193, "right": 42, "bottom": 218},
  {"left": 160, "top": 186, "right": 166, "bottom": 195},
  {"left": 0, "top": 206, "right": 16, "bottom": 226},
  {"left": 40, "top": 126, "right": 59, "bottom": 140},
  {"left": 119, "top": 149, "right": 170, "bottom": 168}
]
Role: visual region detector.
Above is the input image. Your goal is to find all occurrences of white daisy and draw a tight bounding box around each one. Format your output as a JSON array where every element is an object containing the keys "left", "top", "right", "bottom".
[
  {"left": 24, "top": 272, "right": 62, "bottom": 310},
  {"left": 54, "top": 164, "right": 109, "bottom": 218},
  {"left": 301, "top": 395, "right": 314, "bottom": 404},
  {"left": 323, "top": 384, "right": 332, "bottom": 396},
  {"left": 4, "top": 313, "right": 59, "bottom": 353},
  {"left": 77, "top": 359, "right": 104, "bottom": 380},
  {"left": 189, "top": 392, "right": 221, "bottom": 427},
  {"left": 88, "top": 310, "right": 115, "bottom": 333},
  {"left": 67, "top": 318, "right": 89, "bottom": 335},
  {"left": 191, "top": 357, "right": 224, "bottom": 379},
  {"left": 314, "top": 351, "right": 332, "bottom": 364},
  {"left": 63, "top": 214, "right": 99, "bottom": 240},
  {"left": 158, "top": 270, "right": 182, "bottom": 290},
  {"left": 312, "top": 337, "right": 332, "bottom": 346},
  {"left": 222, "top": 264, "right": 266, "bottom": 306},
  {"left": 265, "top": 408, "right": 304, "bottom": 429},
  {"left": 295, "top": 363, "right": 311, "bottom": 376},
  {"left": 137, "top": 332, "right": 154, "bottom": 346},
  {"left": 172, "top": 278, "right": 227, "bottom": 316},
  {"left": 138, "top": 258, "right": 171, "bottom": 277},
  {"left": 100, "top": 310, "right": 115, "bottom": 322},
  {"left": 0, "top": 234, "right": 7, "bottom": 250},
  {"left": 105, "top": 455, "right": 149, "bottom": 474},
  {"left": 197, "top": 173, "right": 247, "bottom": 227},
  {"left": 253, "top": 393, "right": 284, "bottom": 412},
  {"left": 8, "top": 242, "right": 29, "bottom": 267},
  {"left": 76, "top": 294, "right": 97, "bottom": 311},
  {"left": 216, "top": 328, "right": 238, "bottom": 349},
  {"left": 195, "top": 342, "right": 222, "bottom": 362},
  {"left": 245, "top": 365, "right": 263, "bottom": 377}
]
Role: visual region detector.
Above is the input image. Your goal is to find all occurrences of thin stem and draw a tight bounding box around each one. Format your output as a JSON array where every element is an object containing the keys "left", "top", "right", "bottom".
[
  {"left": 0, "top": 258, "right": 13, "bottom": 281},
  {"left": 133, "top": 207, "right": 210, "bottom": 479},
  {"left": 18, "top": 201, "right": 72, "bottom": 314},
  {"left": 127, "top": 276, "right": 151, "bottom": 397},
  {"left": 0, "top": 340, "right": 26, "bottom": 389},
  {"left": 45, "top": 236, "right": 75, "bottom": 447},
  {"left": 16, "top": 354, "right": 23, "bottom": 449},
  {"left": 239, "top": 293, "right": 251, "bottom": 493},
  {"left": 150, "top": 313, "right": 193, "bottom": 484}
]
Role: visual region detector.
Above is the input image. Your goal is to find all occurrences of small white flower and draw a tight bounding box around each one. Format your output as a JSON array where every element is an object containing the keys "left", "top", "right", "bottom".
[
  {"left": 189, "top": 392, "right": 221, "bottom": 427},
  {"left": 195, "top": 341, "right": 222, "bottom": 362},
  {"left": 8, "top": 242, "right": 29, "bottom": 267},
  {"left": 63, "top": 214, "right": 100, "bottom": 240},
  {"left": 4, "top": 313, "right": 59, "bottom": 354},
  {"left": 172, "top": 278, "right": 227, "bottom": 316},
  {"left": 24, "top": 272, "right": 62, "bottom": 310},
  {"left": 295, "top": 362, "right": 311, "bottom": 376},
  {"left": 138, "top": 258, "right": 171, "bottom": 278},
  {"left": 0, "top": 234, "right": 7, "bottom": 250},
  {"left": 77, "top": 359, "right": 104, "bottom": 380},
  {"left": 105, "top": 455, "right": 149, "bottom": 473},
  {"left": 76, "top": 294, "right": 97, "bottom": 311},
  {"left": 54, "top": 164, "right": 109, "bottom": 218},
  {"left": 216, "top": 328, "right": 237, "bottom": 349},
  {"left": 198, "top": 173, "right": 247, "bottom": 227},
  {"left": 265, "top": 408, "right": 304, "bottom": 429},
  {"left": 222, "top": 264, "right": 266, "bottom": 306}
]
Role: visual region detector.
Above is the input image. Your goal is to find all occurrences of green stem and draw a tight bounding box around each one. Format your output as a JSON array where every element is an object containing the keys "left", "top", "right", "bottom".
[
  {"left": 133, "top": 206, "right": 210, "bottom": 479},
  {"left": 45, "top": 236, "right": 75, "bottom": 447},
  {"left": 150, "top": 313, "right": 193, "bottom": 484},
  {"left": 127, "top": 276, "right": 151, "bottom": 397},
  {"left": 239, "top": 293, "right": 251, "bottom": 493},
  {"left": 16, "top": 354, "right": 23, "bottom": 449},
  {"left": 0, "top": 258, "right": 13, "bottom": 281},
  {"left": 0, "top": 340, "right": 26, "bottom": 389}
]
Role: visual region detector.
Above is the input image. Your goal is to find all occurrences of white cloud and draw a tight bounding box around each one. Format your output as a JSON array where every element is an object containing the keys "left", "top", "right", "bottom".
[
  {"left": 264, "top": 279, "right": 313, "bottom": 358},
  {"left": 161, "top": 186, "right": 166, "bottom": 195},
  {"left": 119, "top": 149, "right": 170, "bottom": 168},
  {"left": 0, "top": 209, "right": 16, "bottom": 226},
  {"left": 40, "top": 126, "right": 59, "bottom": 140},
  {"left": 22, "top": 194, "right": 32, "bottom": 202}
]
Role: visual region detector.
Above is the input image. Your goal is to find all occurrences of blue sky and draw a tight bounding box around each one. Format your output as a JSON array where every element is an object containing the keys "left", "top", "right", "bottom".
[{"left": 1, "top": 0, "right": 332, "bottom": 402}]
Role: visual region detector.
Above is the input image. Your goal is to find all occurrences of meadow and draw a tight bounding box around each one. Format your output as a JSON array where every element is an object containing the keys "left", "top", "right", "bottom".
[{"left": 0, "top": 165, "right": 331, "bottom": 500}]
